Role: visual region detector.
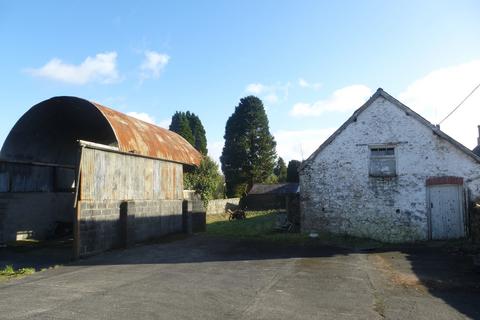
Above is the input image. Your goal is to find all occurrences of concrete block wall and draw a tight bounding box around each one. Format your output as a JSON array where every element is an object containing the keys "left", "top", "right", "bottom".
[
  {"left": 133, "top": 200, "right": 184, "bottom": 241},
  {"left": 181, "top": 197, "right": 206, "bottom": 233},
  {"left": 77, "top": 199, "right": 184, "bottom": 257},
  {"left": 77, "top": 200, "right": 123, "bottom": 257}
]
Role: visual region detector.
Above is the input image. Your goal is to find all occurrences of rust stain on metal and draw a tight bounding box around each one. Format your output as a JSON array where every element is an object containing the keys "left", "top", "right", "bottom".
[{"left": 91, "top": 102, "right": 202, "bottom": 166}]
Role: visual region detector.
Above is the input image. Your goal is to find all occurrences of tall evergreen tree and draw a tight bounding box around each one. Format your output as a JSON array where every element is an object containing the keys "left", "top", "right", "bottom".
[
  {"left": 274, "top": 157, "right": 287, "bottom": 182},
  {"left": 186, "top": 112, "right": 208, "bottom": 155},
  {"left": 221, "top": 96, "right": 277, "bottom": 197},
  {"left": 286, "top": 160, "right": 301, "bottom": 183},
  {"left": 169, "top": 111, "right": 195, "bottom": 146}
]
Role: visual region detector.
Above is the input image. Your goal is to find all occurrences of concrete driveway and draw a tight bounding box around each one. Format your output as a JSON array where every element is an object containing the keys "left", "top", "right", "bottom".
[{"left": 0, "top": 235, "right": 479, "bottom": 320}]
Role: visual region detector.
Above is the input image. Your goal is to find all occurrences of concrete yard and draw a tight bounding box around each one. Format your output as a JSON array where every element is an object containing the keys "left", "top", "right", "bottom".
[{"left": 0, "top": 235, "right": 479, "bottom": 320}]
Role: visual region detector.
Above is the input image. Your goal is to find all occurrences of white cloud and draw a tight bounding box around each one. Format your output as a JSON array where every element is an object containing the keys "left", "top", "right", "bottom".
[
  {"left": 299, "top": 78, "right": 322, "bottom": 90},
  {"left": 264, "top": 94, "right": 279, "bottom": 104},
  {"left": 26, "top": 52, "right": 120, "bottom": 85},
  {"left": 274, "top": 128, "right": 336, "bottom": 162},
  {"left": 208, "top": 140, "right": 225, "bottom": 166},
  {"left": 157, "top": 118, "right": 171, "bottom": 129},
  {"left": 140, "top": 50, "right": 170, "bottom": 79},
  {"left": 291, "top": 85, "right": 373, "bottom": 117},
  {"left": 245, "top": 83, "right": 265, "bottom": 95},
  {"left": 207, "top": 129, "right": 336, "bottom": 169},
  {"left": 126, "top": 111, "right": 156, "bottom": 124},
  {"left": 399, "top": 59, "right": 480, "bottom": 149},
  {"left": 126, "top": 113, "right": 172, "bottom": 128},
  {"left": 245, "top": 82, "right": 290, "bottom": 105}
]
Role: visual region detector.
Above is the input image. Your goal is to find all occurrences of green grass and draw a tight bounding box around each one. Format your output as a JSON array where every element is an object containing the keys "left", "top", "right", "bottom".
[
  {"left": 0, "top": 265, "right": 35, "bottom": 282},
  {"left": 206, "top": 210, "right": 386, "bottom": 249}
]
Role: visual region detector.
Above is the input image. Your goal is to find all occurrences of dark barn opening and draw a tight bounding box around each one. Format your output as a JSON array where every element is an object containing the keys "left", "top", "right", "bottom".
[{"left": 0, "top": 97, "right": 118, "bottom": 252}]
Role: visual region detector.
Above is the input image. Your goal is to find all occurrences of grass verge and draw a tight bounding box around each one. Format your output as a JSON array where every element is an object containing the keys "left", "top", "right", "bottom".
[
  {"left": 0, "top": 265, "right": 35, "bottom": 282},
  {"left": 206, "top": 210, "right": 386, "bottom": 249}
]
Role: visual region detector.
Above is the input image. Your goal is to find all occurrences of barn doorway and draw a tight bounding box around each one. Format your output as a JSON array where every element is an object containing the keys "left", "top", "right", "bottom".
[
  {"left": 427, "top": 178, "right": 466, "bottom": 240},
  {"left": 0, "top": 96, "right": 118, "bottom": 266}
]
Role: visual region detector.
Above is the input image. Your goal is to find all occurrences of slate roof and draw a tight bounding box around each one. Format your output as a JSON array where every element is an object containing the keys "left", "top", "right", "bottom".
[
  {"left": 248, "top": 183, "right": 299, "bottom": 195},
  {"left": 300, "top": 88, "right": 480, "bottom": 171},
  {"left": 473, "top": 145, "right": 480, "bottom": 157}
]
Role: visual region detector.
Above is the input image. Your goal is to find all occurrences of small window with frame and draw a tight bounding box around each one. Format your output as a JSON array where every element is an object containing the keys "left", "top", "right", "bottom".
[{"left": 369, "top": 146, "right": 396, "bottom": 177}]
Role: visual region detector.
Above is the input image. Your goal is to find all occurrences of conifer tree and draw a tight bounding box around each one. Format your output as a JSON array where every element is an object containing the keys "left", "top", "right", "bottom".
[
  {"left": 169, "top": 112, "right": 194, "bottom": 145},
  {"left": 274, "top": 157, "right": 287, "bottom": 182},
  {"left": 186, "top": 112, "right": 208, "bottom": 155},
  {"left": 220, "top": 96, "right": 277, "bottom": 197},
  {"left": 286, "top": 160, "right": 301, "bottom": 183}
]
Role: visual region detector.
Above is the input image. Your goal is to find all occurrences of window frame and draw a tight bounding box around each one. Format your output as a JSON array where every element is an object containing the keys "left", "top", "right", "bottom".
[{"left": 368, "top": 144, "right": 397, "bottom": 177}]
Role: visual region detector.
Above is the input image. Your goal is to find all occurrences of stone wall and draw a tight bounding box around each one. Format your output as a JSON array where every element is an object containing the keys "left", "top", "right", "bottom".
[
  {"left": 183, "top": 191, "right": 240, "bottom": 215},
  {"left": 300, "top": 96, "right": 480, "bottom": 242},
  {"left": 206, "top": 198, "right": 240, "bottom": 215},
  {"left": 0, "top": 193, "right": 74, "bottom": 243},
  {"left": 77, "top": 199, "right": 183, "bottom": 257}
]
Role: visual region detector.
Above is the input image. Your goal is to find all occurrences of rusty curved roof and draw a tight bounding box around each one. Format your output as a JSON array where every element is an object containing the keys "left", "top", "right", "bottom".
[{"left": 91, "top": 102, "right": 202, "bottom": 166}]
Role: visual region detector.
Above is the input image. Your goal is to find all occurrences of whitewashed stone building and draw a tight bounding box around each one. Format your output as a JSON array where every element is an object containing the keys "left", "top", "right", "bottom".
[{"left": 300, "top": 88, "right": 480, "bottom": 242}]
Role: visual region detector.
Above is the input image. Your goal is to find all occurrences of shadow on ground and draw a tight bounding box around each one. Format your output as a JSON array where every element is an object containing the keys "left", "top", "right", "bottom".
[
  {"left": 2, "top": 213, "right": 480, "bottom": 318},
  {"left": 0, "top": 239, "right": 73, "bottom": 271}
]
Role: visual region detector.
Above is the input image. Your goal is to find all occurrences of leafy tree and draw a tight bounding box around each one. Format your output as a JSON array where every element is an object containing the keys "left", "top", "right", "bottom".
[
  {"left": 264, "top": 174, "right": 279, "bottom": 184},
  {"left": 184, "top": 156, "right": 222, "bottom": 206},
  {"left": 169, "top": 112, "right": 194, "bottom": 145},
  {"left": 221, "top": 96, "right": 277, "bottom": 197},
  {"left": 274, "top": 157, "right": 287, "bottom": 182},
  {"left": 169, "top": 111, "right": 208, "bottom": 155},
  {"left": 286, "top": 160, "right": 301, "bottom": 183}
]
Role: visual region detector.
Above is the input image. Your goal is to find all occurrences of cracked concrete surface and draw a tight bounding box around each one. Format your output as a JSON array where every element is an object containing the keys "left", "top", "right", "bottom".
[{"left": 0, "top": 235, "right": 478, "bottom": 319}]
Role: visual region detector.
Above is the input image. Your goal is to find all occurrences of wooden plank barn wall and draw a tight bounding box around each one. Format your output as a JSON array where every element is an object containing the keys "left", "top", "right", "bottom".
[{"left": 76, "top": 146, "right": 185, "bottom": 257}]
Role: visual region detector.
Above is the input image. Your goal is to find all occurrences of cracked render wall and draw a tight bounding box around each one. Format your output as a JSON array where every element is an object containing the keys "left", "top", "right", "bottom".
[{"left": 300, "top": 96, "right": 480, "bottom": 242}]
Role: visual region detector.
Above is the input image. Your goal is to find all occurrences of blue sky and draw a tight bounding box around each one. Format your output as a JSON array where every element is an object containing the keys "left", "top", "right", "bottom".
[{"left": 1, "top": 1, "right": 480, "bottom": 163}]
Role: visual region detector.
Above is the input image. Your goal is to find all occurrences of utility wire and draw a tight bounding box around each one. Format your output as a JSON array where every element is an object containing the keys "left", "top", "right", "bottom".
[{"left": 438, "top": 82, "right": 480, "bottom": 125}]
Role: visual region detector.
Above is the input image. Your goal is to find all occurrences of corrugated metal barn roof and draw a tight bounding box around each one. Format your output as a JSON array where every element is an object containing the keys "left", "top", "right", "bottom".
[
  {"left": 92, "top": 102, "right": 201, "bottom": 166},
  {"left": 1, "top": 96, "right": 202, "bottom": 166}
]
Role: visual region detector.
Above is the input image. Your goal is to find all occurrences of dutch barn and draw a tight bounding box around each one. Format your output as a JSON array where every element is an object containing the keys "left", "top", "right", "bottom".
[
  {"left": 300, "top": 88, "right": 480, "bottom": 243},
  {"left": 0, "top": 96, "right": 201, "bottom": 257}
]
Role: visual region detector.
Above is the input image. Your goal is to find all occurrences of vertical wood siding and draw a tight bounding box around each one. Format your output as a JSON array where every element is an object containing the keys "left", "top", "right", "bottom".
[{"left": 80, "top": 148, "right": 183, "bottom": 201}]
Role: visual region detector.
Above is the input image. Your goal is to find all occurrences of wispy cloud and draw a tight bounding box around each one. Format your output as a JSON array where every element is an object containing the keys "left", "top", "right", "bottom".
[
  {"left": 157, "top": 118, "right": 171, "bottom": 129},
  {"left": 298, "top": 78, "right": 322, "bottom": 90},
  {"left": 290, "top": 85, "right": 372, "bottom": 117},
  {"left": 245, "top": 83, "right": 265, "bottom": 95},
  {"left": 126, "top": 112, "right": 171, "bottom": 129},
  {"left": 26, "top": 52, "right": 120, "bottom": 85},
  {"left": 208, "top": 140, "right": 225, "bottom": 165},
  {"left": 274, "top": 128, "right": 336, "bottom": 162},
  {"left": 245, "top": 82, "right": 290, "bottom": 104},
  {"left": 140, "top": 50, "right": 170, "bottom": 80},
  {"left": 399, "top": 59, "right": 480, "bottom": 148},
  {"left": 126, "top": 111, "right": 156, "bottom": 124}
]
